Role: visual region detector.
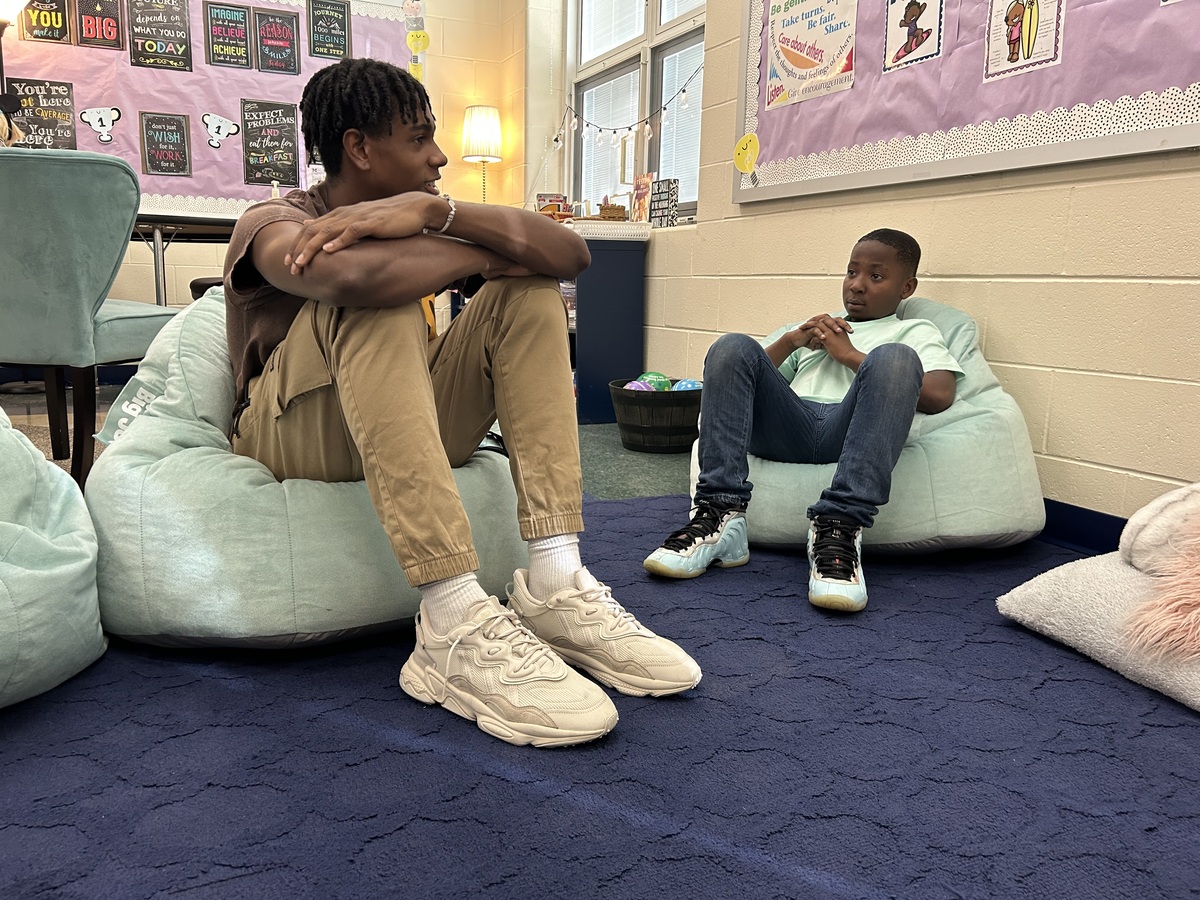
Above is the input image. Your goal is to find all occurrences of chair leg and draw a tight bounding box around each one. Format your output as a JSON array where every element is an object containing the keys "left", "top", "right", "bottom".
[
  {"left": 43, "top": 366, "right": 71, "bottom": 460},
  {"left": 70, "top": 365, "right": 97, "bottom": 487}
]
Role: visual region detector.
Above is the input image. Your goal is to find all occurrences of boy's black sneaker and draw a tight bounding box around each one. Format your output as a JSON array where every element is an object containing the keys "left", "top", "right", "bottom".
[{"left": 643, "top": 501, "right": 750, "bottom": 579}]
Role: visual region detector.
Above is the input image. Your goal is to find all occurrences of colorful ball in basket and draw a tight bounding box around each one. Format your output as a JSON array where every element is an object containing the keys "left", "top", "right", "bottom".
[
  {"left": 622, "top": 379, "right": 656, "bottom": 391},
  {"left": 671, "top": 379, "right": 703, "bottom": 391},
  {"left": 638, "top": 371, "right": 672, "bottom": 391}
]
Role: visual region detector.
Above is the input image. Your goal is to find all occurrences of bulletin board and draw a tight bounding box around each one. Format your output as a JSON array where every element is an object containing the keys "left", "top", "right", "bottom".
[
  {"left": 3, "top": 0, "right": 424, "bottom": 215},
  {"left": 732, "top": 0, "right": 1200, "bottom": 202}
]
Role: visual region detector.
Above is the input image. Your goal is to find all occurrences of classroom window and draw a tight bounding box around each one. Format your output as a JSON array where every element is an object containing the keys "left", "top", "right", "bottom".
[{"left": 572, "top": 0, "right": 704, "bottom": 218}]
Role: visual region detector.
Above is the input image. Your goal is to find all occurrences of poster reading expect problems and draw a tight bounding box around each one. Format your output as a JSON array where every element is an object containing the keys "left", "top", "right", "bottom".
[
  {"left": 128, "top": 0, "right": 194, "bottom": 71},
  {"left": 241, "top": 98, "right": 299, "bottom": 186},
  {"left": 5, "top": 77, "right": 76, "bottom": 148},
  {"left": 140, "top": 111, "right": 192, "bottom": 176}
]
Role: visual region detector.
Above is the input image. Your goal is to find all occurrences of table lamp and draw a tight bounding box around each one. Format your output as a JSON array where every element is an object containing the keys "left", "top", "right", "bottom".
[{"left": 461, "top": 104, "right": 502, "bottom": 203}]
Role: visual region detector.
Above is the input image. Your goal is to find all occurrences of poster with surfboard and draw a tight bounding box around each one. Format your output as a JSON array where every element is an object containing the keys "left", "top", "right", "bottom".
[
  {"left": 983, "top": 0, "right": 1062, "bottom": 81},
  {"left": 765, "top": 0, "right": 857, "bottom": 110},
  {"left": 883, "top": 0, "right": 945, "bottom": 73}
]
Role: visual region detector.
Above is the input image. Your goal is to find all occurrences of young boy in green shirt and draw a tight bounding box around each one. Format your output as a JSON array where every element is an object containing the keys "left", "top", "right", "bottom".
[{"left": 644, "top": 229, "right": 962, "bottom": 612}]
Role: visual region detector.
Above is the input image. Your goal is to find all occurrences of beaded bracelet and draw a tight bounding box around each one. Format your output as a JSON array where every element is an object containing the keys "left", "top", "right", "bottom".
[{"left": 423, "top": 196, "right": 456, "bottom": 235}]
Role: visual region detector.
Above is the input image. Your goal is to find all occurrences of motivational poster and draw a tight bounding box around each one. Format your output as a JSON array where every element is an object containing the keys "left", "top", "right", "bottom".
[
  {"left": 241, "top": 98, "right": 299, "bottom": 186},
  {"left": 17, "top": 0, "right": 73, "bottom": 44},
  {"left": 649, "top": 178, "right": 679, "bottom": 228},
  {"left": 140, "top": 111, "right": 192, "bottom": 176},
  {"left": 204, "top": 2, "right": 253, "bottom": 68},
  {"left": 5, "top": 78, "right": 76, "bottom": 149},
  {"left": 308, "top": 0, "right": 350, "bottom": 59},
  {"left": 254, "top": 9, "right": 300, "bottom": 75},
  {"left": 128, "top": 0, "right": 194, "bottom": 71},
  {"left": 76, "top": 0, "right": 124, "bottom": 50}
]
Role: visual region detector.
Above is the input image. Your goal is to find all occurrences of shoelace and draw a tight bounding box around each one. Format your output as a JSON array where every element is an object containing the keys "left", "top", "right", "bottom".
[
  {"left": 662, "top": 504, "right": 723, "bottom": 551},
  {"left": 571, "top": 581, "right": 641, "bottom": 631},
  {"left": 811, "top": 520, "right": 860, "bottom": 582},
  {"left": 444, "top": 607, "right": 557, "bottom": 691}
]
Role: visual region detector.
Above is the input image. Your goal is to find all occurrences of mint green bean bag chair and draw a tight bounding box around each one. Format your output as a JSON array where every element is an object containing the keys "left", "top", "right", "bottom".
[
  {"left": 690, "top": 297, "right": 1045, "bottom": 552},
  {"left": 0, "top": 406, "right": 106, "bottom": 708},
  {"left": 86, "top": 290, "right": 529, "bottom": 647}
]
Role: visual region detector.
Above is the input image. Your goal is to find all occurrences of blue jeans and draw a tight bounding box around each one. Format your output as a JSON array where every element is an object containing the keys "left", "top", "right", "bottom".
[{"left": 695, "top": 333, "right": 924, "bottom": 528}]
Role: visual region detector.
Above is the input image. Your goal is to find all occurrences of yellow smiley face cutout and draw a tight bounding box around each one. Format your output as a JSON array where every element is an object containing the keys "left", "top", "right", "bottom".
[
  {"left": 406, "top": 30, "right": 431, "bottom": 54},
  {"left": 733, "top": 132, "right": 760, "bottom": 175}
]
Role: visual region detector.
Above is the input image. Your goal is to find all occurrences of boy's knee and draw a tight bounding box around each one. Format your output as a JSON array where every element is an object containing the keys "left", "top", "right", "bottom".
[
  {"left": 863, "top": 343, "right": 923, "bottom": 380},
  {"left": 705, "top": 333, "right": 761, "bottom": 374}
]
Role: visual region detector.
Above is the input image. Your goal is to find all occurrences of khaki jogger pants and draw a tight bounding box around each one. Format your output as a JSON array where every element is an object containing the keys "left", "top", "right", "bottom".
[{"left": 231, "top": 275, "right": 584, "bottom": 587}]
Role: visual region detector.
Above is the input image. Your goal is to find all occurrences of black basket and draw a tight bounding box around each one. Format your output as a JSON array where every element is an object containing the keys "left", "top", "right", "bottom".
[{"left": 608, "top": 379, "right": 702, "bottom": 454}]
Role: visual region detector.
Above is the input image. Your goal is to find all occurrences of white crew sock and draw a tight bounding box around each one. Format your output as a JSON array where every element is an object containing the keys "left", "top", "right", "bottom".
[
  {"left": 527, "top": 533, "right": 583, "bottom": 599},
  {"left": 419, "top": 573, "right": 490, "bottom": 634}
]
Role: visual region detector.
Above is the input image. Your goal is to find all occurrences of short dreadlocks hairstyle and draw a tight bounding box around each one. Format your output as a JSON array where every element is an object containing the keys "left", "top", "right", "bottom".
[
  {"left": 857, "top": 228, "right": 921, "bottom": 278},
  {"left": 300, "top": 58, "right": 433, "bottom": 178}
]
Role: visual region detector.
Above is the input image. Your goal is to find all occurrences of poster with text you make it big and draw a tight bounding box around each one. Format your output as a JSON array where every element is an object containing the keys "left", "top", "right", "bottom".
[{"left": 767, "top": 0, "right": 856, "bottom": 109}]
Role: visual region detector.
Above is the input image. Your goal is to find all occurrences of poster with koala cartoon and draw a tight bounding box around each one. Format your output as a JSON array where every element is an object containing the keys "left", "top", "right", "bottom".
[{"left": 3, "top": 0, "right": 414, "bottom": 209}]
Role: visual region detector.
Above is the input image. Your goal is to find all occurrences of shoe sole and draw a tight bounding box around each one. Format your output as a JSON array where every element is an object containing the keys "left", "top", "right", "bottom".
[
  {"left": 808, "top": 592, "right": 867, "bottom": 613},
  {"left": 399, "top": 655, "right": 617, "bottom": 748},
  {"left": 551, "top": 645, "right": 702, "bottom": 698},
  {"left": 642, "top": 552, "right": 750, "bottom": 580}
]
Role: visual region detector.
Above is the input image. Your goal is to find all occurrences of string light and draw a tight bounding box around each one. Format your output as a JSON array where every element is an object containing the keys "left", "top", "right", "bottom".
[{"left": 559, "top": 61, "right": 702, "bottom": 147}]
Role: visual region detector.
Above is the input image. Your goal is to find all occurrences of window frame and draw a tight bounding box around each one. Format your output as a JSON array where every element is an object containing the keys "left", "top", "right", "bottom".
[{"left": 569, "top": 0, "right": 704, "bottom": 218}]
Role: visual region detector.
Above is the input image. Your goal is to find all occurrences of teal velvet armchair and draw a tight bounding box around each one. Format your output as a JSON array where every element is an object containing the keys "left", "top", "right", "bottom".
[{"left": 0, "top": 148, "right": 177, "bottom": 485}]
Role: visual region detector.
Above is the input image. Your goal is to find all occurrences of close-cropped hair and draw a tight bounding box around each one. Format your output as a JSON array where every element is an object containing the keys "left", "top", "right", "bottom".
[
  {"left": 300, "top": 58, "right": 433, "bottom": 177},
  {"left": 857, "top": 228, "right": 921, "bottom": 277}
]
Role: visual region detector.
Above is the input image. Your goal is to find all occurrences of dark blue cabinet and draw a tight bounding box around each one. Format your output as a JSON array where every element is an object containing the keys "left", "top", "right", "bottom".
[{"left": 572, "top": 238, "right": 646, "bottom": 424}]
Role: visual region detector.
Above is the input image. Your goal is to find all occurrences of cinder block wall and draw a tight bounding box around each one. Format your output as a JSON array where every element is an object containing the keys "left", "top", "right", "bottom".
[{"left": 640, "top": 1, "right": 1200, "bottom": 519}]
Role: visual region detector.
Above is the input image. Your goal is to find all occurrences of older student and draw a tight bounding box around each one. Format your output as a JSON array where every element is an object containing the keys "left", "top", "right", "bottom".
[{"left": 224, "top": 58, "right": 700, "bottom": 748}]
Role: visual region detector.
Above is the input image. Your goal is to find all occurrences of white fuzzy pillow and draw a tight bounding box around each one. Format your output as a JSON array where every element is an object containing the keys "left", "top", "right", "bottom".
[{"left": 1120, "top": 482, "right": 1200, "bottom": 575}]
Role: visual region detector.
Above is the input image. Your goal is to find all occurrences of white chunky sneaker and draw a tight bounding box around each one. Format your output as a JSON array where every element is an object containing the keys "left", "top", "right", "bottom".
[
  {"left": 507, "top": 568, "right": 702, "bottom": 697},
  {"left": 399, "top": 596, "right": 618, "bottom": 748}
]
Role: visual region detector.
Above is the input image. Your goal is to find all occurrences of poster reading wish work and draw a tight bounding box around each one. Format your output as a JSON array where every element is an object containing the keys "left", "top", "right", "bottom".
[{"left": 766, "top": 0, "right": 856, "bottom": 110}]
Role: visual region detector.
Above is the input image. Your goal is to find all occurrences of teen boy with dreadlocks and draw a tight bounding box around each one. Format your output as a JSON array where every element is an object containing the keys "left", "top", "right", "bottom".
[
  {"left": 223, "top": 58, "right": 701, "bottom": 748},
  {"left": 644, "top": 229, "right": 962, "bottom": 613}
]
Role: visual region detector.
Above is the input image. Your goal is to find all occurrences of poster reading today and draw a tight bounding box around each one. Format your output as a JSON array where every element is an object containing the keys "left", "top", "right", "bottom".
[{"left": 766, "top": 0, "right": 856, "bottom": 110}]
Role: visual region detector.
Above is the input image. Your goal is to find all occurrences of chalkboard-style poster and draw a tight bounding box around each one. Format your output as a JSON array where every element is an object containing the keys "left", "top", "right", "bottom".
[
  {"left": 204, "top": 2, "right": 253, "bottom": 68},
  {"left": 76, "top": 0, "right": 124, "bottom": 50},
  {"left": 240, "top": 98, "right": 299, "bottom": 186},
  {"left": 5, "top": 78, "right": 76, "bottom": 149},
  {"left": 140, "top": 111, "right": 192, "bottom": 176},
  {"left": 308, "top": 0, "right": 350, "bottom": 60},
  {"left": 17, "top": 0, "right": 73, "bottom": 44},
  {"left": 128, "top": 0, "right": 193, "bottom": 71},
  {"left": 254, "top": 9, "right": 300, "bottom": 75}
]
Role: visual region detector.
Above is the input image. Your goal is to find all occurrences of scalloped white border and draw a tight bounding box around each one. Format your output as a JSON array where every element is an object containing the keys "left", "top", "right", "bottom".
[
  {"left": 742, "top": 0, "right": 1200, "bottom": 191},
  {"left": 140, "top": 194, "right": 256, "bottom": 216}
]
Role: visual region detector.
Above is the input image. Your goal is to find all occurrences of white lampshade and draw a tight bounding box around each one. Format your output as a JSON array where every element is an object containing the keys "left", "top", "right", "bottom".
[{"left": 461, "top": 105, "right": 502, "bottom": 163}]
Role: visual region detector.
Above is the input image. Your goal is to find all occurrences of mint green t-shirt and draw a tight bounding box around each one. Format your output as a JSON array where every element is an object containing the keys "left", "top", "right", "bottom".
[{"left": 774, "top": 315, "right": 963, "bottom": 404}]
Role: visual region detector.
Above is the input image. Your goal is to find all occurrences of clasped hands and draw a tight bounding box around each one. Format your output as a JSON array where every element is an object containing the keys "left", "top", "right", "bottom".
[{"left": 792, "top": 313, "right": 855, "bottom": 356}]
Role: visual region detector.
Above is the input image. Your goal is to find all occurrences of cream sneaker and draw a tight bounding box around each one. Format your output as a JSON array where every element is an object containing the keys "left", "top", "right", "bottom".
[
  {"left": 507, "top": 569, "right": 702, "bottom": 697},
  {"left": 400, "top": 596, "right": 618, "bottom": 748}
]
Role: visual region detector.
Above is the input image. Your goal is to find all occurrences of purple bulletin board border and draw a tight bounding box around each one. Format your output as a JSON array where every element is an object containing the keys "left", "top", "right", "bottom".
[{"left": 733, "top": 0, "right": 1200, "bottom": 202}]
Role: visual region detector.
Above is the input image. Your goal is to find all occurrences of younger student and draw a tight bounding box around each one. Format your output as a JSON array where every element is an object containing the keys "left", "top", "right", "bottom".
[{"left": 644, "top": 229, "right": 962, "bottom": 612}]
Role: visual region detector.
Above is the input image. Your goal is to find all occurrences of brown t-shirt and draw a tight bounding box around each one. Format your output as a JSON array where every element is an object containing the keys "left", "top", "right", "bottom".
[{"left": 223, "top": 185, "right": 330, "bottom": 411}]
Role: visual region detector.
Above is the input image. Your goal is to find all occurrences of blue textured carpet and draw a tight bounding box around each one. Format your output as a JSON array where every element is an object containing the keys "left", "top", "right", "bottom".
[{"left": 3, "top": 495, "right": 1199, "bottom": 899}]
